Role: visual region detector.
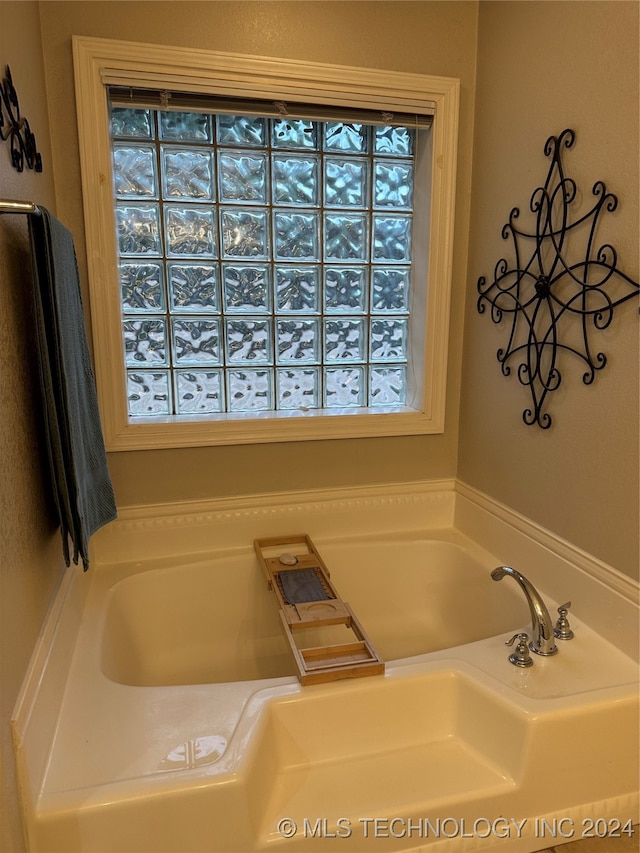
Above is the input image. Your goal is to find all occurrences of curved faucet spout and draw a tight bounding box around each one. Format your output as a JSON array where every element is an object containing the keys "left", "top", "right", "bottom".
[{"left": 491, "top": 566, "right": 558, "bottom": 656}]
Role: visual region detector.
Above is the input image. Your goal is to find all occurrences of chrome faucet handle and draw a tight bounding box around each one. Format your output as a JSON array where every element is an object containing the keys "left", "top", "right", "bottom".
[
  {"left": 505, "top": 632, "right": 534, "bottom": 667},
  {"left": 553, "top": 601, "right": 574, "bottom": 640}
]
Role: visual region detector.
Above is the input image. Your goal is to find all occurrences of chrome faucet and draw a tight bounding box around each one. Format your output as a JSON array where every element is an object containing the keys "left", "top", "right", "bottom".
[{"left": 491, "top": 566, "right": 558, "bottom": 656}]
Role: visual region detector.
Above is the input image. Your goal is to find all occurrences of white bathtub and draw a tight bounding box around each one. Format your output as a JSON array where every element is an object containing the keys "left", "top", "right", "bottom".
[
  {"left": 101, "top": 539, "right": 531, "bottom": 686},
  {"left": 12, "top": 490, "right": 640, "bottom": 853}
]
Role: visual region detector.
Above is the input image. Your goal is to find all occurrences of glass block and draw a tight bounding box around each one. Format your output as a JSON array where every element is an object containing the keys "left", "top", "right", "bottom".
[
  {"left": 276, "top": 318, "right": 320, "bottom": 364},
  {"left": 218, "top": 152, "right": 268, "bottom": 204},
  {"left": 222, "top": 264, "right": 271, "bottom": 313},
  {"left": 164, "top": 206, "right": 216, "bottom": 257},
  {"left": 123, "top": 318, "right": 167, "bottom": 365},
  {"left": 109, "top": 108, "right": 423, "bottom": 419},
  {"left": 324, "top": 318, "right": 366, "bottom": 362},
  {"left": 127, "top": 370, "right": 171, "bottom": 416},
  {"left": 168, "top": 263, "right": 219, "bottom": 313},
  {"left": 116, "top": 204, "right": 161, "bottom": 255},
  {"left": 324, "top": 158, "right": 368, "bottom": 208},
  {"left": 370, "top": 318, "right": 408, "bottom": 362},
  {"left": 374, "top": 125, "right": 414, "bottom": 156},
  {"left": 221, "top": 209, "right": 269, "bottom": 259},
  {"left": 272, "top": 155, "right": 319, "bottom": 206},
  {"left": 217, "top": 115, "right": 266, "bottom": 147},
  {"left": 275, "top": 266, "right": 320, "bottom": 313},
  {"left": 324, "top": 213, "right": 368, "bottom": 261},
  {"left": 172, "top": 319, "right": 221, "bottom": 365},
  {"left": 272, "top": 118, "right": 317, "bottom": 149},
  {"left": 159, "top": 111, "right": 212, "bottom": 142},
  {"left": 111, "top": 108, "right": 153, "bottom": 139},
  {"left": 113, "top": 146, "right": 157, "bottom": 198},
  {"left": 373, "top": 214, "right": 412, "bottom": 262},
  {"left": 161, "top": 147, "right": 214, "bottom": 200},
  {"left": 324, "top": 366, "right": 366, "bottom": 407},
  {"left": 119, "top": 262, "right": 165, "bottom": 312},
  {"left": 175, "top": 370, "right": 224, "bottom": 414},
  {"left": 225, "top": 318, "right": 272, "bottom": 364},
  {"left": 371, "top": 268, "right": 411, "bottom": 312},
  {"left": 324, "top": 267, "right": 367, "bottom": 313},
  {"left": 227, "top": 369, "right": 273, "bottom": 411},
  {"left": 370, "top": 366, "right": 407, "bottom": 406},
  {"left": 277, "top": 367, "right": 320, "bottom": 410},
  {"left": 323, "top": 122, "right": 367, "bottom": 153},
  {"left": 374, "top": 160, "right": 413, "bottom": 209},
  {"left": 273, "top": 211, "right": 319, "bottom": 260}
]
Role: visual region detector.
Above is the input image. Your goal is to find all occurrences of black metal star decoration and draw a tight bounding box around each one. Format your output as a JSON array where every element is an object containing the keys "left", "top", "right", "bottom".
[
  {"left": 477, "top": 128, "right": 638, "bottom": 428},
  {"left": 0, "top": 65, "right": 42, "bottom": 173}
]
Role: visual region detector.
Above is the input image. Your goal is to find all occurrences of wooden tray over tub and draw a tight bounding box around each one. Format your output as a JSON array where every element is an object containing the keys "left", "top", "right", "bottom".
[{"left": 254, "top": 534, "right": 384, "bottom": 686}]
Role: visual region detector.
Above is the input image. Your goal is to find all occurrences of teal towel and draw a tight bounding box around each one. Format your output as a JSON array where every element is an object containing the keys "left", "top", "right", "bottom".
[{"left": 29, "top": 208, "right": 116, "bottom": 569}]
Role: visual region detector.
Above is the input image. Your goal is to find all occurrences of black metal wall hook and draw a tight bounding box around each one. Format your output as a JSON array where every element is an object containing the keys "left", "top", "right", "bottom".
[
  {"left": 0, "top": 65, "right": 42, "bottom": 173},
  {"left": 477, "top": 128, "right": 639, "bottom": 429}
]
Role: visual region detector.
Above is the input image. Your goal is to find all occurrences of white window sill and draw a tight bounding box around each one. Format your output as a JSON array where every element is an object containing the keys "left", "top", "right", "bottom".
[{"left": 105, "top": 405, "right": 442, "bottom": 450}]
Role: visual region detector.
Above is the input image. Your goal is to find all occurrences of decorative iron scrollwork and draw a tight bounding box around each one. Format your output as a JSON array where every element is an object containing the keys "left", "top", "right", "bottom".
[
  {"left": 477, "top": 128, "right": 638, "bottom": 428},
  {"left": 0, "top": 65, "right": 42, "bottom": 173}
]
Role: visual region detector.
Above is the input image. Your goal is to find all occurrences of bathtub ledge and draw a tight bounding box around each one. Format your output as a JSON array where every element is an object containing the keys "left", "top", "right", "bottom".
[
  {"left": 13, "top": 482, "right": 639, "bottom": 853},
  {"left": 26, "top": 657, "right": 639, "bottom": 853}
]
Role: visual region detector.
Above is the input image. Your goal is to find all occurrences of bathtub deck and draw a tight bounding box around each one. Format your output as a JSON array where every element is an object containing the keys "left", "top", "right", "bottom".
[
  {"left": 13, "top": 525, "right": 640, "bottom": 853},
  {"left": 28, "top": 647, "right": 639, "bottom": 853}
]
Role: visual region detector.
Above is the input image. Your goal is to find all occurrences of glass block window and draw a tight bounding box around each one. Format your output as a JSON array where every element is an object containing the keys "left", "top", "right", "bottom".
[{"left": 110, "top": 105, "right": 419, "bottom": 417}]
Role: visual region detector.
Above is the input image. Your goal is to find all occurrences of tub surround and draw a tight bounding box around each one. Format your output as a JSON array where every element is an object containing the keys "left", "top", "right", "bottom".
[{"left": 12, "top": 480, "right": 639, "bottom": 852}]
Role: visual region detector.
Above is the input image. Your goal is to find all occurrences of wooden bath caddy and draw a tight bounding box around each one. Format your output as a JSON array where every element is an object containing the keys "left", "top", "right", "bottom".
[{"left": 254, "top": 534, "right": 384, "bottom": 686}]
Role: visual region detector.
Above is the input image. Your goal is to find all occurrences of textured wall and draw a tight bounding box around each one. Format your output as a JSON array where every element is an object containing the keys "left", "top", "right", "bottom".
[
  {"left": 460, "top": 1, "right": 639, "bottom": 577},
  {"left": 0, "top": 4, "right": 65, "bottom": 851}
]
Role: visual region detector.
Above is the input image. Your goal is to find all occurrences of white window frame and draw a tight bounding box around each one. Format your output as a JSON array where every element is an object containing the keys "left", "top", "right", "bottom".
[{"left": 73, "top": 36, "right": 459, "bottom": 450}]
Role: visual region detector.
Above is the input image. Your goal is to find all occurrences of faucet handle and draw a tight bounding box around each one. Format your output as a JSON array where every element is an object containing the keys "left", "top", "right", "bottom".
[
  {"left": 505, "top": 632, "right": 534, "bottom": 667},
  {"left": 553, "top": 601, "right": 574, "bottom": 640}
]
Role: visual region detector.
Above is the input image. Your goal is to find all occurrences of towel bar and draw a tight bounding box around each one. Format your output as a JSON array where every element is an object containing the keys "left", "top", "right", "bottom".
[{"left": 0, "top": 199, "right": 40, "bottom": 215}]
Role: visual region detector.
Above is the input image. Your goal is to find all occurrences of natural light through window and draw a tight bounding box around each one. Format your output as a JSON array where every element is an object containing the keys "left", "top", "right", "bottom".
[
  {"left": 73, "top": 37, "right": 459, "bottom": 448},
  {"left": 111, "top": 103, "right": 423, "bottom": 416}
]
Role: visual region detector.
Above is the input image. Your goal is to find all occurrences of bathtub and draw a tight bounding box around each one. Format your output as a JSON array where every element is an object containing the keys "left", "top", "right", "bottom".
[
  {"left": 101, "top": 539, "right": 532, "bottom": 687},
  {"left": 12, "top": 490, "right": 640, "bottom": 853}
]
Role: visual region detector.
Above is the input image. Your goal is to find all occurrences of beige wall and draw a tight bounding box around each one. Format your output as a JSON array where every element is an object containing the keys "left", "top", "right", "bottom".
[
  {"left": 460, "top": 1, "right": 639, "bottom": 578},
  {"left": 37, "top": 0, "right": 479, "bottom": 506},
  {"left": 0, "top": 4, "right": 65, "bottom": 851},
  {"left": 0, "top": 3, "right": 637, "bottom": 848}
]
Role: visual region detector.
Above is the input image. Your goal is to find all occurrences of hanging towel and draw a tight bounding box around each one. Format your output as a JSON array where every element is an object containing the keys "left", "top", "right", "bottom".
[{"left": 29, "top": 208, "right": 117, "bottom": 570}]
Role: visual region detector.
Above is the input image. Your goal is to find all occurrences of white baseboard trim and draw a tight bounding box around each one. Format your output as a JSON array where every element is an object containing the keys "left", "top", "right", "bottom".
[
  {"left": 455, "top": 479, "right": 639, "bottom": 659},
  {"left": 90, "top": 478, "right": 458, "bottom": 565},
  {"left": 455, "top": 479, "right": 639, "bottom": 605},
  {"left": 93, "top": 476, "right": 638, "bottom": 605}
]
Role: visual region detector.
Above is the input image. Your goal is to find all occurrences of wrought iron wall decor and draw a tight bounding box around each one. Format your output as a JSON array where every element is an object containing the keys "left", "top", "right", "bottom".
[
  {"left": 477, "top": 128, "right": 638, "bottom": 428},
  {"left": 0, "top": 65, "right": 42, "bottom": 173}
]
